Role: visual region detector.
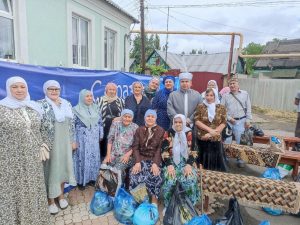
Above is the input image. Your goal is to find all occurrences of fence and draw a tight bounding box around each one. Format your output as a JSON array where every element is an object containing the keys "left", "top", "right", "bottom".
[{"left": 238, "top": 77, "right": 300, "bottom": 112}]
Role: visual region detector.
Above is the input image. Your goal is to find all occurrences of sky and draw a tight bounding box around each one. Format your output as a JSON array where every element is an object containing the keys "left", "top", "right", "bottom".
[{"left": 112, "top": 0, "right": 300, "bottom": 54}]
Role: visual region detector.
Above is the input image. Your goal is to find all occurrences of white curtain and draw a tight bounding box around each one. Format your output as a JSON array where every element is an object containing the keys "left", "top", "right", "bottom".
[{"left": 0, "top": 16, "right": 14, "bottom": 59}]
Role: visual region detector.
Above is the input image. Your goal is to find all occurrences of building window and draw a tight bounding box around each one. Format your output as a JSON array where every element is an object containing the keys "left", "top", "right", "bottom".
[
  {"left": 0, "top": 0, "right": 15, "bottom": 60},
  {"left": 72, "top": 14, "right": 89, "bottom": 67},
  {"left": 104, "top": 28, "right": 116, "bottom": 69}
]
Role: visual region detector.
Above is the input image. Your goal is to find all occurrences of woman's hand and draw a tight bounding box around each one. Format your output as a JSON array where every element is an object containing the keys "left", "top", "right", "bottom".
[
  {"left": 201, "top": 133, "right": 211, "bottom": 141},
  {"left": 103, "top": 155, "right": 111, "bottom": 164},
  {"left": 71, "top": 142, "right": 77, "bottom": 151},
  {"left": 132, "top": 163, "right": 141, "bottom": 174},
  {"left": 167, "top": 165, "right": 176, "bottom": 178},
  {"left": 121, "top": 152, "right": 131, "bottom": 164},
  {"left": 151, "top": 163, "right": 161, "bottom": 176},
  {"left": 209, "top": 128, "right": 218, "bottom": 137},
  {"left": 184, "top": 164, "right": 193, "bottom": 177}
]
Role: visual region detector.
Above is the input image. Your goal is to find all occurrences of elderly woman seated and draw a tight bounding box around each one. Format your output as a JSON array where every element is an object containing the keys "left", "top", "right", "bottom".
[
  {"left": 161, "top": 114, "right": 200, "bottom": 211},
  {"left": 103, "top": 109, "right": 138, "bottom": 181},
  {"left": 130, "top": 109, "right": 165, "bottom": 207}
]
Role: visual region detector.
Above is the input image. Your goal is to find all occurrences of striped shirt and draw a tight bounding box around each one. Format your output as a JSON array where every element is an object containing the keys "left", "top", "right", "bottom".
[{"left": 221, "top": 90, "right": 252, "bottom": 123}]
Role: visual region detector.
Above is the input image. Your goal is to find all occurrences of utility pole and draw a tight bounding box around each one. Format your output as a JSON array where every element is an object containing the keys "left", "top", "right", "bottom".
[
  {"left": 140, "top": 0, "right": 146, "bottom": 73},
  {"left": 227, "top": 34, "right": 235, "bottom": 82},
  {"left": 164, "top": 6, "right": 170, "bottom": 69}
]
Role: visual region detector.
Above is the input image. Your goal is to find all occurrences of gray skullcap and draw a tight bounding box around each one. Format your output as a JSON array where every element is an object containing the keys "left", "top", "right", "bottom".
[{"left": 179, "top": 72, "right": 193, "bottom": 81}]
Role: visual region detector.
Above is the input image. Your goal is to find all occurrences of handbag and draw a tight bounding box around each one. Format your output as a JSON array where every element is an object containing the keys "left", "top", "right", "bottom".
[{"left": 222, "top": 122, "right": 233, "bottom": 139}]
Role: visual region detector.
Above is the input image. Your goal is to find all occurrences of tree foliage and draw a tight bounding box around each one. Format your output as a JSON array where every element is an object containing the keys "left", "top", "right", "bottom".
[
  {"left": 242, "top": 42, "right": 265, "bottom": 74},
  {"left": 134, "top": 64, "right": 167, "bottom": 75},
  {"left": 130, "top": 34, "right": 161, "bottom": 65}
]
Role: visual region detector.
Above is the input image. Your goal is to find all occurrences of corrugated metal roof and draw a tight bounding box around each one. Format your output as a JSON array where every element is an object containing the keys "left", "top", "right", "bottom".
[
  {"left": 103, "top": 0, "right": 139, "bottom": 23},
  {"left": 155, "top": 50, "right": 238, "bottom": 74},
  {"left": 254, "top": 39, "right": 300, "bottom": 69}
]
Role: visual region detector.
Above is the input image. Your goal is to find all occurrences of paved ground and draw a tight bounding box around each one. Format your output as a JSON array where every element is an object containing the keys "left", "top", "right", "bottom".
[{"left": 51, "top": 112, "right": 300, "bottom": 225}]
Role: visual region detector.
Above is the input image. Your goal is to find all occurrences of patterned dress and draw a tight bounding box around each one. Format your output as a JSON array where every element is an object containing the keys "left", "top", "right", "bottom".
[
  {"left": 161, "top": 129, "right": 200, "bottom": 207},
  {"left": 39, "top": 99, "right": 77, "bottom": 198},
  {"left": 96, "top": 97, "right": 124, "bottom": 157},
  {"left": 0, "top": 106, "right": 50, "bottom": 225},
  {"left": 107, "top": 121, "right": 138, "bottom": 179},
  {"left": 73, "top": 114, "right": 103, "bottom": 186},
  {"left": 152, "top": 88, "right": 174, "bottom": 130},
  {"left": 194, "top": 103, "right": 228, "bottom": 171}
]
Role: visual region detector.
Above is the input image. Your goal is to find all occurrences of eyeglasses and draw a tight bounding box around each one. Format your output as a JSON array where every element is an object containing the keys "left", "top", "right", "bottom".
[{"left": 47, "top": 88, "right": 60, "bottom": 92}]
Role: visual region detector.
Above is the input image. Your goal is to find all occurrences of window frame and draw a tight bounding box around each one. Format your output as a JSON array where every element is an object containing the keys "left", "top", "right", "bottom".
[
  {"left": 104, "top": 27, "right": 117, "bottom": 70},
  {"left": 0, "top": 0, "right": 16, "bottom": 61},
  {"left": 72, "top": 14, "right": 90, "bottom": 68}
]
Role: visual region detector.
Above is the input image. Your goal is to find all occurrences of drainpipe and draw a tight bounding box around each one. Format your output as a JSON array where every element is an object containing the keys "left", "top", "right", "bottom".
[{"left": 124, "top": 34, "right": 128, "bottom": 71}]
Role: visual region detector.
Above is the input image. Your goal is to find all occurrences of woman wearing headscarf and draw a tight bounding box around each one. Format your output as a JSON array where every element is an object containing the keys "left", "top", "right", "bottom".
[
  {"left": 0, "top": 76, "right": 50, "bottom": 224},
  {"left": 39, "top": 80, "right": 76, "bottom": 214},
  {"left": 152, "top": 76, "right": 176, "bottom": 130},
  {"left": 125, "top": 81, "right": 151, "bottom": 126},
  {"left": 103, "top": 109, "right": 138, "bottom": 181},
  {"left": 161, "top": 114, "right": 200, "bottom": 210},
  {"left": 201, "top": 80, "right": 221, "bottom": 102},
  {"left": 73, "top": 89, "right": 103, "bottom": 190},
  {"left": 195, "top": 88, "right": 227, "bottom": 171},
  {"left": 96, "top": 82, "right": 124, "bottom": 158},
  {"left": 130, "top": 109, "right": 165, "bottom": 206}
]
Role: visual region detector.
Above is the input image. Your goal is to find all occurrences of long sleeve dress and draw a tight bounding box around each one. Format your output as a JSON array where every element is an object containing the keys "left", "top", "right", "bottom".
[
  {"left": 39, "top": 99, "right": 77, "bottom": 198},
  {"left": 161, "top": 129, "right": 200, "bottom": 207},
  {"left": 194, "top": 103, "right": 227, "bottom": 171},
  {"left": 96, "top": 97, "right": 124, "bottom": 157},
  {"left": 152, "top": 88, "right": 174, "bottom": 130},
  {"left": 0, "top": 106, "right": 50, "bottom": 225},
  {"left": 72, "top": 114, "right": 103, "bottom": 186}
]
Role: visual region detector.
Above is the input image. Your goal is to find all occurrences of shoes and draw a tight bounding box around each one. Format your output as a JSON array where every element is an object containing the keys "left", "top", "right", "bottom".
[
  {"left": 59, "top": 198, "right": 69, "bottom": 210},
  {"left": 48, "top": 204, "right": 59, "bottom": 215},
  {"left": 237, "top": 159, "right": 245, "bottom": 168}
]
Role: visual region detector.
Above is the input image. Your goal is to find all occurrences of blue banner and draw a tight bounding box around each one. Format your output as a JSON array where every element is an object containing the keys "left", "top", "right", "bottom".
[{"left": 0, "top": 61, "right": 159, "bottom": 105}]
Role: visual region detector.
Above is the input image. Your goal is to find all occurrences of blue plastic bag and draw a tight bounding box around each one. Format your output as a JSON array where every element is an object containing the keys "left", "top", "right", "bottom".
[
  {"left": 258, "top": 220, "right": 270, "bottom": 225},
  {"left": 261, "top": 168, "right": 282, "bottom": 216},
  {"left": 90, "top": 190, "right": 113, "bottom": 216},
  {"left": 262, "top": 168, "right": 281, "bottom": 180},
  {"left": 114, "top": 188, "right": 138, "bottom": 224},
  {"left": 185, "top": 214, "right": 212, "bottom": 225},
  {"left": 133, "top": 202, "right": 159, "bottom": 225}
]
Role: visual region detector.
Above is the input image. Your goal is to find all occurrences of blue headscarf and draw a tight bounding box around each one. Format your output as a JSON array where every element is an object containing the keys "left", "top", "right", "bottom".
[{"left": 162, "top": 75, "right": 176, "bottom": 95}]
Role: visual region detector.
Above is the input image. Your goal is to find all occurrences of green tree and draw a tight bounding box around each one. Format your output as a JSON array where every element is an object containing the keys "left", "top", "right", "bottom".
[
  {"left": 242, "top": 42, "right": 265, "bottom": 74},
  {"left": 130, "top": 34, "right": 161, "bottom": 65},
  {"left": 134, "top": 64, "right": 167, "bottom": 75},
  {"left": 190, "top": 49, "right": 197, "bottom": 54}
]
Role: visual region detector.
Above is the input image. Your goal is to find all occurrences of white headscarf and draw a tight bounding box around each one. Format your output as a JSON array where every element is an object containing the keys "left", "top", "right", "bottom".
[
  {"left": 203, "top": 88, "right": 219, "bottom": 123},
  {"left": 207, "top": 80, "right": 219, "bottom": 93},
  {"left": 0, "top": 76, "right": 43, "bottom": 116},
  {"left": 43, "top": 80, "right": 73, "bottom": 122},
  {"left": 172, "top": 114, "right": 191, "bottom": 165}
]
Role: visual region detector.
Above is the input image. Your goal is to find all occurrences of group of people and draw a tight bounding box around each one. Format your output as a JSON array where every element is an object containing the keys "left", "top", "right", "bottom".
[{"left": 0, "top": 71, "right": 253, "bottom": 224}]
